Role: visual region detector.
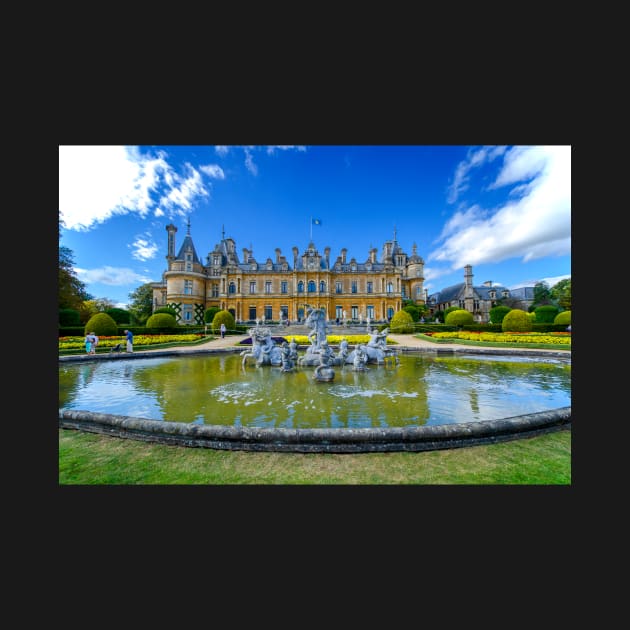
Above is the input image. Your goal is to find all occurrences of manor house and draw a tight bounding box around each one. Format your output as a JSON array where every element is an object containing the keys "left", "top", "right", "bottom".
[{"left": 150, "top": 222, "right": 426, "bottom": 325}]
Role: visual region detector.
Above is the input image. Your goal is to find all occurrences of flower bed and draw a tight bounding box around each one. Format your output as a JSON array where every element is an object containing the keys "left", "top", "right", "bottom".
[
  {"left": 421, "top": 331, "right": 571, "bottom": 346},
  {"left": 59, "top": 334, "right": 206, "bottom": 352}
]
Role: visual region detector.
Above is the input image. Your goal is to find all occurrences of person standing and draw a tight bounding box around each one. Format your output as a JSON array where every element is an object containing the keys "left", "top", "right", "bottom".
[
  {"left": 85, "top": 332, "right": 92, "bottom": 354},
  {"left": 220, "top": 323, "right": 227, "bottom": 339},
  {"left": 90, "top": 332, "right": 98, "bottom": 355},
  {"left": 124, "top": 329, "right": 133, "bottom": 352}
]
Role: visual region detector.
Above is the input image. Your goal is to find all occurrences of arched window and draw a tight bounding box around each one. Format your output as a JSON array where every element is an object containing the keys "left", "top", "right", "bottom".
[
  {"left": 308, "top": 280, "right": 316, "bottom": 293},
  {"left": 228, "top": 282, "right": 236, "bottom": 294},
  {"left": 387, "top": 282, "right": 394, "bottom": 294},
  {"left": 297, "top": 281, "right": 304, "bottom": 293},
  {"left": 319, "top": 280, "right": 326, "bottom": 293}
]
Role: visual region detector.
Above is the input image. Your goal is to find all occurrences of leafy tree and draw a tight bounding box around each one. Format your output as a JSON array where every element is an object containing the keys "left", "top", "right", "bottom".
[
  {"left": 402, "top": 304, "right": 420, "bottom": 321},
  {"left": 106, "top": 307, "right": 131, "bottom": 324},
  {"left": 58, "top": 216, "right": 92, "bottom": 310},
  {"left": 59, "top": 308, "right": 81, "bottom": 326},
  {"left": 128, "top": 283, "right": 155, "bottom": 325},
  {"left": 532, "top": 281, "right": 552, "bottom": 307},
  {"left": 554, "top": 311, "right": 571, "bottom": 326},
  {"left": 550, "top": 278, "right": 571, "bottom": 310}
]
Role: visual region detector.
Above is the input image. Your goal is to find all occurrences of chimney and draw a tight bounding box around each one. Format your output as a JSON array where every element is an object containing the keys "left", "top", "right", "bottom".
[
  {"left": 275, "top": 247, "right": 281, "bottom": 263},
  {"left": 370, "top": 248, "right": 377, "bottom": 263},
  {"left": 341, "top": 248, "right": 347, "bottom": 264},
  {"left": 292, "top": 246, "right": 298, "bottom": 267},
  {"left": 324, "top": 246, "right": 330, "bottom": 267}
]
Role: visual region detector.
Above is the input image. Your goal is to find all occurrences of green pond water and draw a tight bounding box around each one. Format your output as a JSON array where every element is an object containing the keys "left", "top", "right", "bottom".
[{"left": 59, "top": 353, "right": 571, "bottom": 430}]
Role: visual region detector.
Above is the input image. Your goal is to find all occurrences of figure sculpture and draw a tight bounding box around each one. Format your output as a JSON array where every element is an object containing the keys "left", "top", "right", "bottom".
[
  {"left": 298, "top": 307, "right": 333, "bottom": 367},
  {"left": 240, "top": 323, "right": 283, "bottom": 368},
  {"left": 345, "top": 326, "right": 399, "bottom": 365}
]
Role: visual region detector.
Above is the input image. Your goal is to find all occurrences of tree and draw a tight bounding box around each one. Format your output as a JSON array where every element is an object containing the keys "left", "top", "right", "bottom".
[
  {"left": 127, "top": 283, "right": 155, "bottom": 325},
  {"left": 59, "top": 216, "right": 92, "bottom": 309},
  {"left": 532, "top": 281, "right": 552, "bottom": 307},
  {"left": 550, "top": 278, "right": 571, "bottom": 310}
]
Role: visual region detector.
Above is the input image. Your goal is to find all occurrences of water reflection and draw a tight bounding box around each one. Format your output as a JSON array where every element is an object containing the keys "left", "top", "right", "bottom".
[{"left": 59, "top": 353, "right": 571, "bottom": 430}]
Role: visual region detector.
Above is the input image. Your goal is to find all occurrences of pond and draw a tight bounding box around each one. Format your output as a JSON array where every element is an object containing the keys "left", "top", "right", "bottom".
[{"left": 59, "top": 352, "right": 571, "bottom": 430}]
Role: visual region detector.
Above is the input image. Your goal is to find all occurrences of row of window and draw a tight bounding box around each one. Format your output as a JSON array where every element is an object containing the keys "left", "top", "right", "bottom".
[
  {"left": 243, "top": 305, "right": 393, "bottom": 321},
  {"left": 215, "top": 280, "right": 398, "bottom": 295}
]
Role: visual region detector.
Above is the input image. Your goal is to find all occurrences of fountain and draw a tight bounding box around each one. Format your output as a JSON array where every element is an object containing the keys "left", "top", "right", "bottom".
[{"left": 59, "top": 310, "right": 571, "bottom": 452}]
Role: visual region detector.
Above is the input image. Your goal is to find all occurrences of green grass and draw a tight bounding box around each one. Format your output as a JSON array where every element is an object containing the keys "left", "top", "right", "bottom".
[{"left": 58, "top": 428, "right": 571, "bottom": 485}]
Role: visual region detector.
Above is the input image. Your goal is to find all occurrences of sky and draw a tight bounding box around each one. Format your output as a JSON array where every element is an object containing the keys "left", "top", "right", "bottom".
[{"left": 58, "top": 145, "right": 571, "bottom": 309}]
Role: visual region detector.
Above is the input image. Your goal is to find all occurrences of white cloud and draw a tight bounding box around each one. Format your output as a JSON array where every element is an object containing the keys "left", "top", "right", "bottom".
[
  {"left": 430, "top": 145, "right": 571, "bottom": 271},
  {"left": 266, "top": 145, "right": 307, "bottom": 154},
  {"left": 446, "top": 145, "right": 507, "bottom": 204},
  {"left": 244, "top": 147, "right": 258, "bottom": 176},
  {"left": 215, "top": 146, "right": 229, "bottom": 156},
  {"left": 199, "top": 164, "right": 225, "bottom": 179},
  {"left": 75, "top": 265, "right": 153, "bottom": 286},
  {"left": 59, "top": 146, "right": 210, "bottom": 231},
  {"left": 129, "top": 234, "right": 159, "bottom": 262}
]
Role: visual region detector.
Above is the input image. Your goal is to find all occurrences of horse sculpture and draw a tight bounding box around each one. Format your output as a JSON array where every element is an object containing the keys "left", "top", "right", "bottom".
[{"left": 240, "top": 324, "right": 283, "bottom": 368}]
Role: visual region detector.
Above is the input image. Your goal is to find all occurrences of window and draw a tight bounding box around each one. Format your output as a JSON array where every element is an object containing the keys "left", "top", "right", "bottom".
[
  {"left": 416, "top": 286, "right": 423, "bottom": 296},
  {"left": 308, "top": 280, "right": 316, "bottom": 293},
  {"left": 265, "top": 305, "right": 273, "bottom": 320},
  {"left": 249, "top": 281, "right": 256, "bottom": 294},
  {"left": 351, "top": 281, "right": 357, "bottom": 294},
  {"left": 281, "top": 281, "right": 288, "bottom": 294},
  {"left": 183, "top": 305, "right": 193, "bottom": 322},
  {"left": 351, "top": 305, "right": 358, "bottom": 319},
  {"left": 213, "top": 255, "right": 220, "bottom": 266},
  {"left": 297, "top": 281, "right": 304, "bottom": 293},
  {"left": 265, "top": 281, "right": 272, "bottom": 294},
  {"left": 212, "top": 284, "right": 219, "bottom": 297},
  {"left": 367, "top": 281, "right": 373, "bottom": 294},
  {"left": 249, "top": 307, "right": 257, "bottom": 320},
  {"left": 335, "top": 282, "right": 342, "bottom": 294},
  {"left": 401, "top": 287, "right": 406, "bottom": 298},
  {"left": 319, "top": 280, "right": 326, "bottom": 293},
  {"left": 228, "top": 282, "right": 236, "bottom": 294},
  {"left": 185, "top": 253, "right": 192, "bottom": 272},
  {"left": 281, "top": 306, "right": 288, "bottom": 319},
  {"left": 387, "top": 307, "right": 394, "bottom": 320},
  {"left": 386, "top": 282, "right": 393, "bottom": 294},
  {"left": 184, "top": 280, "right": 193, "bottom": 295},
  {"left": 367, "top": 305, "right": 374, "bottom": 319},
  {"left": 336, "top": 305, "right": 343, "bottom": 319}
]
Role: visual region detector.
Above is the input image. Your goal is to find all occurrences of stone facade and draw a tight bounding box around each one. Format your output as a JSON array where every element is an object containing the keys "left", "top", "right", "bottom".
[{"left": 151, "top": 222, "right": 426, "bottom": 325}]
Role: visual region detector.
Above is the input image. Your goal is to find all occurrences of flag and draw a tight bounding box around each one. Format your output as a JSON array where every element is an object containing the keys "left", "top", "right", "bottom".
[{"left": 312, "top": 218, "right": 322, "bottom": 225}]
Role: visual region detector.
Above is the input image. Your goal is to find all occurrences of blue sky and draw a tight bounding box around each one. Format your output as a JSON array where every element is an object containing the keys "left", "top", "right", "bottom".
[{"left": 59, "top": 145, "right": 571, "bottom": 309}]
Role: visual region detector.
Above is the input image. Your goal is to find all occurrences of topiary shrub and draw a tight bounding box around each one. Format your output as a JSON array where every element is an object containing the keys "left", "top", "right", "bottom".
[
  {"left": 534, "top": 305, "right": 560, "bottom": 324},
  {"left": 554, "top": 310, "right": 571, "bottom": 326},
  {"left": 59, "top": 308, "right": 81, "bottom": 326},
  {"left": 502, "top": 309, "right": 533, "bottom": 332},
  {"left": 489, "top": 305, "right": 510, "bottom": 324},
  {"left": 105, "top": 307, "right": 131, "bottom": 324},
  {"left": 205, "top": 307, "right": 221, "bottom": 324},
  {"left": 154, "top": 306, "right": 178, "bottom": 318},
  {"left": 390, "top": 309, "right": 415, "bottom": 333},
  {"left": 529, "top": 312, "right": 536, "bottom": 322},
  {"left": 443, "top": 306, "right": 460, "bottom": 320},
  {"left": 445, "top": 309, "right": 474, "bottom": 327},
  {"left": 211, "top": 309, "right": 236, "bottom": 334},
  {"left": 146, "top": 313, "right": 177, "bottom": 328},
  {"left": 84, "top": 312, "right": 118, "bottom": 337}
]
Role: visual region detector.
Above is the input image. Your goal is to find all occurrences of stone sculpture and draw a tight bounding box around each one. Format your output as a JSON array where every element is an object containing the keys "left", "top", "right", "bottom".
[{"left": 240, "top": 323, "right": 283, "bottom": 368}]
